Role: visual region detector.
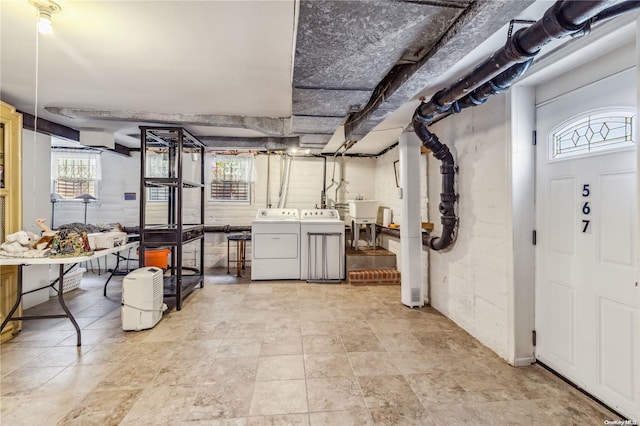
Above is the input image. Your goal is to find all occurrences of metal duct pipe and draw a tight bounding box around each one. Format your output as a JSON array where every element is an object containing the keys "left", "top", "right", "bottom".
[
  {"left": 325, "top": 159, "right": 337, "bottom": 207},
  {"left": 325, "top": 140, "right": 355, "bottom": 207},
  {"left": 417, "top": 0, "right": 626, "bottom": 121},
  {"left": 321, "top": 155, "right": 327, "bottom": 209},
  {"left": 335, "top": 154, "right": 346, "bottom": 205},
  {"left": 455, "top": 60, "right": 533, "bottom": 111},
  {"left": 277, "top": 154, "right": 292, "bottom": 208},
  {"left": 414, "top": 60, "right": 535, "bottom": 250},
  {"left": 413, "top": 0, "right": 637, "bottom": 250},
  {"left": 411, "top": 125, "right": 456, "bottom": 250},
  {"left": 377, "top": 225, "right": 434, "bottom": 249},
  {"left": 430, "top": 60, "right": 534, "bottom": 124},
  {"left": 266, "top": 152, "right": 272, "bottom": 208},
  {"left": 204, "top": 225, "right": 252, "bottom": 233}
]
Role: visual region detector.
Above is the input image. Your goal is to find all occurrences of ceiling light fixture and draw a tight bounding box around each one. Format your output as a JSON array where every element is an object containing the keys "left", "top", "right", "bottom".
[{"left": 29, "top": 0, "right": 61, "bottom": 35}]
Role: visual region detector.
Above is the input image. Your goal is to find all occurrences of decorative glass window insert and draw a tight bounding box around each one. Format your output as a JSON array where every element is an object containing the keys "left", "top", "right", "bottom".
[
  {"left": 207, "top": 155, "right": 252, "bottom": 202},
  {"left": 550, "top": 110, "right": 635, "bottom": 160},
  {"left": 51, "top": 149, "right": 102, "bottom": 200}
]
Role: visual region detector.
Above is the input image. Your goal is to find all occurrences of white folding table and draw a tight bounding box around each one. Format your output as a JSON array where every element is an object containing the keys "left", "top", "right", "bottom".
[{"left": 0, "top": 241, "right": 139, "bottom": 346}]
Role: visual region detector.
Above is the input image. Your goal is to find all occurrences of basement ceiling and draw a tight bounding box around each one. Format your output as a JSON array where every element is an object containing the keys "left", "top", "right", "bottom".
[{"left": 0, "top": 0, "right": 542, "bottom": 155}]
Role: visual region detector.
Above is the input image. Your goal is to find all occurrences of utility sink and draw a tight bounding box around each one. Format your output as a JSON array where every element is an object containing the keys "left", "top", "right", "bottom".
[{"left": 348, "top": 200, "right": 379, "bottom": 221}]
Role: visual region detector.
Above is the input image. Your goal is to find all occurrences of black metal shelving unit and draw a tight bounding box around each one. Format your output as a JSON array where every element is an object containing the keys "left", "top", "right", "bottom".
[{"left": 139, "top": 126, "right": 205, "bottom": 310}]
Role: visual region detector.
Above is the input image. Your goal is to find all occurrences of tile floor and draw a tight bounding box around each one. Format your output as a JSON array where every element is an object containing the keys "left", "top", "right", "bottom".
[{"left": 1, "top": 268, "right": 624, "bottom": 425}]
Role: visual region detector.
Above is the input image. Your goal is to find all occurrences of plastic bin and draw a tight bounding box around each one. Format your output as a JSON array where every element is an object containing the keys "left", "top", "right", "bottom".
[
  {"left": 139, "top": 248, "right": 170, "bottom": 269},
  {"left": 50, "top": 267, "right": 86, "bottom": 297}
]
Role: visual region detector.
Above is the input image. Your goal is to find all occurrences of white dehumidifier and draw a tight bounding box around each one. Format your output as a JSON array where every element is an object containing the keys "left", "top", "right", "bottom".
[{"left": 122, "top": 267, "right": 166, "bottom": 331}]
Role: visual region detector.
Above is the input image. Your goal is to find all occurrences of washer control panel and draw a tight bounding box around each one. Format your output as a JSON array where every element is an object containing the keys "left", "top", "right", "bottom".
[{"left": 301, "top": 209, "right": 340, "bottom": 220}]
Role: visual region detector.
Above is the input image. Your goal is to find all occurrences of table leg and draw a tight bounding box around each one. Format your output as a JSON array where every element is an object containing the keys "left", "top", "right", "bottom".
[
  {"left": 236, "top": 240, "right": 242, "bottom": 277},
  {"left": 0, "top": 265, "right": 24, "bottom": 335},
  {"left": 241, "top": 239, "right": 246, "bottom": 270},
  {"left": 103, "top": 252, "right": 122, "bottom": 296},
  {"left": 227, "top": 239, "right": 230, "bottom": 274},
  {"left": 354, "top": 221, "right": 360, "bottom": 250},
  {"left": 56, "top": 264, "right": 81, "bottom": 346},
  {"left": 371, "top": 224, "right": 376, "bottom": 250}
]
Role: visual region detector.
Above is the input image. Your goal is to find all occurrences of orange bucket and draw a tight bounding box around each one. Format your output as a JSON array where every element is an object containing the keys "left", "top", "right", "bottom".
[{"left": 139, "top": 248, "right": 170, "bottom": 269}]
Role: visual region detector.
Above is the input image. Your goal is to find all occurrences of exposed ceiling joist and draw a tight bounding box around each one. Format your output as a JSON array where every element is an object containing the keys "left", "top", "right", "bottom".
[
  {"left": 45, "top": 107, "right": 292, "bottom": 137},
  {"left": 21, "top": 110, "right": 79, "bottom": 141},
  {"left": 21, "top": 111, "right": 133, "bottom": 156},
  {"left": 199, "top": 136, "right": 300, "bottom": 151},
  {"left": 343, "top": 0, "right": 536, "bottom": 140}
]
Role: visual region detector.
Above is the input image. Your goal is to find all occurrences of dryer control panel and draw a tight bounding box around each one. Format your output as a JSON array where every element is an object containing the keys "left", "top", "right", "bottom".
[{"left": 255, "top": 208, "right": 299, "bottom": 219}]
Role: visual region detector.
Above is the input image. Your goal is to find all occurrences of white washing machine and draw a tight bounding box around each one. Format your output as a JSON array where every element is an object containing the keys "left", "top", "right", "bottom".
[
  {"left": 251, "top": 208, "right": 300, "bottom": 280},
  {"left": 300, "top": 209, "right": 345, "bottom": 282}
]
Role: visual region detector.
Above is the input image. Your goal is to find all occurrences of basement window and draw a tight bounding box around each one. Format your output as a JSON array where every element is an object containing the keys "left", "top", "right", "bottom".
[
  {"left": 51, "top": 149, "right": 101, "bottom": 200},
  {"left": 148, "top": 186, "right": 169, "bottom": 202},
  {"left": 207, "top": 154, "right": 252, "bottom": 202},
  {"left": 550, "top": 109, "right": 635, "bottom": 160},
  {"left": 145, "top": 151, "right": 169, "bottom": 202}
]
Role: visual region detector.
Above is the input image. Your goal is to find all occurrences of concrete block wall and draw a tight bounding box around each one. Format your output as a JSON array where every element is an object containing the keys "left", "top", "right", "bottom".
[
  {"left": 373, "top": 146, "right": 402, "bottom": 225},
  {"left": 54, "top": 151, "right": 378, "bottom": 269},
  {"left": 21, "top": 130, "right": 53, "bottom": 308},
  {"left": 203, "top": 154, "right": 378, "bottom": 268},
  {"left": 341, "top": 156, "right": 377, "bottom": 204},
  {"left": 427, "top": 93, "right": 511, "bottom": 359},
  {"left": 53, "top": 151, "right": 141, "bottom": 228},
  {"left": 42, "top": 139, "right": 428, "bottom": 306}
]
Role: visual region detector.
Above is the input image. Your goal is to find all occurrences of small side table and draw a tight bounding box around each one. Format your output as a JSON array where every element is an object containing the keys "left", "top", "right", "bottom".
[
  {"left": 227, "top": 234, "right": 251, "bottom": 277},
  {"left": 351, "top": 219, "right": 376, "bottom": 250}
]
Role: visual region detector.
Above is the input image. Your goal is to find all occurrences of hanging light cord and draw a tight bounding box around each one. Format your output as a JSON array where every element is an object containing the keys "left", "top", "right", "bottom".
[
  {"left": 34, "top": 15, "right": 40, "bottom": 137},
  {"left": 32, "top": 15, "right": 41, "bottom": 224}
]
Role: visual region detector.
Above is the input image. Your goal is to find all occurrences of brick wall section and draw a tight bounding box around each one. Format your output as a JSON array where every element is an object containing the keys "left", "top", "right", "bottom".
[{"left": 348, "top": 269, "right": 401, "bottom": 286}]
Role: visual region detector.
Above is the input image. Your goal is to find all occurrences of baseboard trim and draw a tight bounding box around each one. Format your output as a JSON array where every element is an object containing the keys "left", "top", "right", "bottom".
[{"left": 513, "top": 356, "right": 535, "bottom": 367}]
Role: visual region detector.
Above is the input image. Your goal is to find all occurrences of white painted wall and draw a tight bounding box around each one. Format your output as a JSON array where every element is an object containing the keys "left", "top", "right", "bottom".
[
  {"left": 96, "top": 151, "right": 140, "bottom": 226},
  {"left": 203, "top": 154, "right": 378, "bottom": 268},
  {"left": 424, "top": 22, "right": 639, "bottom": 364},
  {"left": 52, "top": 151, "right": 377, "bottom": 269},
  {"left": 38, "top": 145, "right": 395, "bottom": 306},
  {"left": 373, "top": 146, "right": 403, "bottom": 267},
  {"left": 427, "top": 93, "right": 512, "bottom": 359},
  {"left": 374, "top": 146, "right": 402, "bottom": 225},
  {"left": 21, "top": 129, "right": 51, "bottom": 308},
  {"left": 53, "top": 150, "right": 140, "bottom": 228}
]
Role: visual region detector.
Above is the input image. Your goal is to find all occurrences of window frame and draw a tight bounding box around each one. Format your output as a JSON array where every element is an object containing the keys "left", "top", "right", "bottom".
[
  {"left": 206, "top": 154, "right": 253, "bottom": 203},
  {"left": 51, "top": 148, "right": 102, "bottom": 201}
]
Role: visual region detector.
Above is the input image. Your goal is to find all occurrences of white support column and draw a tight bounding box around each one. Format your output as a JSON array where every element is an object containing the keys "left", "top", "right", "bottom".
[
  {"left": 399, "top": 131, "right": 424, "bottom": 307},
  {"left": 635, "top": 15, "right": 640, "bottom": 420}
]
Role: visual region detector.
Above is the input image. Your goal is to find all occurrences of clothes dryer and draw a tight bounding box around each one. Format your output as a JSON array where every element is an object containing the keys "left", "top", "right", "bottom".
[{"left": 251, "top": 208, "right": 300, "bottom": 280}]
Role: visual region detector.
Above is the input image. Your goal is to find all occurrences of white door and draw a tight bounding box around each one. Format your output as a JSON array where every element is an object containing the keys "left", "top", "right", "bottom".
[{"left": 535, "top": 69, "right": 638, "bottom": 417}]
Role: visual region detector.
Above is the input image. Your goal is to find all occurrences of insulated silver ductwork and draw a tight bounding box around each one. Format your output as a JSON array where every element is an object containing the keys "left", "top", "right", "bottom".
[
  {"left": 413, "top": 0, "right": 640, "bottom": 250},
  {"left": 277, "top": 154, "right": 292, "bottom": 208}
]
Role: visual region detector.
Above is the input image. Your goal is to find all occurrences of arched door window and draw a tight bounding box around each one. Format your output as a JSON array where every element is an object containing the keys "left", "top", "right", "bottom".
[{"left": 548, "top": 109, "right": 635, "bottom": 161}]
